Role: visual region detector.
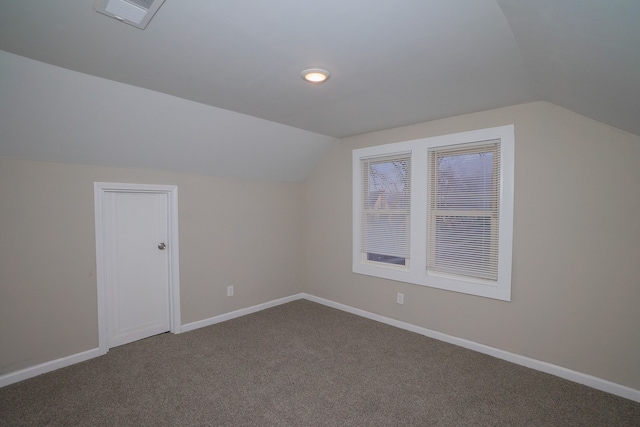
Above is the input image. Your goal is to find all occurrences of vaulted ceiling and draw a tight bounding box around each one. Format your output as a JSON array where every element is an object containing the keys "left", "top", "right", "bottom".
[{"left": 0, "top": 1, "right": 638, "bottom": 179}]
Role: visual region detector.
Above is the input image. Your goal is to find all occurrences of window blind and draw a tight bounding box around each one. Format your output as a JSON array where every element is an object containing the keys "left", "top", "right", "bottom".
[
  {"left": 427, "top": 141, "right": 500, "bottom": 280},
  {"left": 361, "top": 154, "right": 411, "bottom": 263}
]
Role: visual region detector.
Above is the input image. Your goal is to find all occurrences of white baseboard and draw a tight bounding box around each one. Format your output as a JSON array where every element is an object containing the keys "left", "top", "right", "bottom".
[
  {"left": 302, "top": 293, "right": 640, "bottom": 403},
  {"left": 0, "top": 347, "right": 102, "bottom": 388},
  {"left": 0, "top": 294, "right": 304, "bottom": 388},
  {"left": 180, "top": 293, "right": 305, "bottom": 333},
  {"left": 3, "top": 292, "right": 639, "bottom": 404}
]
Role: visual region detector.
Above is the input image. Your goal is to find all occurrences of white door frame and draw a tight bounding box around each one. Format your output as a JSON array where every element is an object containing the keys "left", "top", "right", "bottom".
[{"left": 94, "top": 182, "right": 181, "bottom": 354}]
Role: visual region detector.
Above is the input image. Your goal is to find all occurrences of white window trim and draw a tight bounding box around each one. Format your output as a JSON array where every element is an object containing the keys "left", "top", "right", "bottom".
[{"left": 353, "top": 125, "right": 514, "bottom": 301}]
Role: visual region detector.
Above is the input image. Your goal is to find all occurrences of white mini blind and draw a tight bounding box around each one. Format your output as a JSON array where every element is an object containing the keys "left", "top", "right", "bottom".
[
  {"left": 427, "top": 141, "right": 500, "bottom": 280},
  {"left": 361, "top": 154, "right": 411, "bottom": 264}
]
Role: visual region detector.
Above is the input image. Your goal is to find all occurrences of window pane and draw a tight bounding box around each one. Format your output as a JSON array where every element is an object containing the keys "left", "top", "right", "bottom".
[
  {"left": 428, "top": 142, "right": 500, "bottom": 280},
  {"left": 362, "top": 155, "right": 411, "bottom": 264},
  {"left": 436, "top": 152, "right": 494, "bottom": 210},
  {"left": 367, "top": 253, "right": 406, "bottom": 266}
]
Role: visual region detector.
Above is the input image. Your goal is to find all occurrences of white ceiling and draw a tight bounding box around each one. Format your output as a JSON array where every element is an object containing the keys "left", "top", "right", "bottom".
[
  {"left": 0, "top": 0, "right": 639, "bottom": 179},
  {"left": 499, "top": 0, "right": 640, "bottom": 138}
]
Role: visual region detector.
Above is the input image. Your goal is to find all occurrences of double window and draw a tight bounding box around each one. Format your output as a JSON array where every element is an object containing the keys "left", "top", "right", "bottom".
[{"left": 352, "top": 125, "right": 514, "bottom": 301}]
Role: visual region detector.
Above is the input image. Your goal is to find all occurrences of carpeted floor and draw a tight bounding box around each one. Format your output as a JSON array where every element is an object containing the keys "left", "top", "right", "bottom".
[{"left": 1, "top": 300, "right": 639, "bottom": 426}]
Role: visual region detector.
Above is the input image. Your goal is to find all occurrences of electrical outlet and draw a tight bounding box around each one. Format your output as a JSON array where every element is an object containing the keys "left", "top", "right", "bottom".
[
  {"left": 396, "top": 292, "right": 404, "bottom": 305},
  {"left": 227, "top": 285, "right": 234, "bottom": 297}
]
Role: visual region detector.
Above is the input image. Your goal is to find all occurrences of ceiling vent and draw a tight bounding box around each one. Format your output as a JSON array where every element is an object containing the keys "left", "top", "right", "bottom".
[{"left": 94, "top": 0, "right": 166, "bottom": 30}]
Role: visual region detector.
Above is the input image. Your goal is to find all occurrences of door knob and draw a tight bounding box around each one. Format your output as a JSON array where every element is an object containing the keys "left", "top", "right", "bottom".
[{"left": 158, "top": 242, "right": 166, "bottom": 250}]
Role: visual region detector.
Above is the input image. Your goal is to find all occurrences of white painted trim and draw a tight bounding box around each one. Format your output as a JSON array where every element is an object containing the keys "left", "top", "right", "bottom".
[
  {"left": 301, "top": 293, "right": 640, "bottom": 403},
  {"left": 352, "top": 125, "right": 514, "bottom": 301},
  {"left": 0, "top": 348, "right": 101, "bottom": 388},
  {"left": 0, "top": 294, "right": 303, "bottom": 387},
  {"left": 3, "top": 292, "right": 639, "bottom": 404},
  {"left": 181, "top": 294, "right": 304, "bottom": 333},
  {"left": 94, "top": 182, "right": 181, "bottom": 354}
]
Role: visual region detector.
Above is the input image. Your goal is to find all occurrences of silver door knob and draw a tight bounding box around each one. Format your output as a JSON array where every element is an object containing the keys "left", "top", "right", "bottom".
[{"left": 158, "top": 242, "right": 166, "bottom": 250}]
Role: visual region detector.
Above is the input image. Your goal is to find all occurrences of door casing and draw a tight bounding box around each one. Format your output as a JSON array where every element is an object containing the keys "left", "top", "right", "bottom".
[{"left": 94, "top": 182, "right": 181, "bottom": 354}]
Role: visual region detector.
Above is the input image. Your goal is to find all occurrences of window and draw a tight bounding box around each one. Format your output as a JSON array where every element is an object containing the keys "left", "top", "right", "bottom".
[
  {"left": 353, "top": 125, "right": 514, "bottom": 301},
  {"left": 361, "top": 153, "right": 411, "bottom": 267},
  {"left": 427, "top": 142, "right": 500, "bottom": 281}
]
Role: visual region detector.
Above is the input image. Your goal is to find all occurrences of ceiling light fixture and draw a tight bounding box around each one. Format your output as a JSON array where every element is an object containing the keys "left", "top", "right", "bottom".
[{"left": 302, "top": 68, "right": 331, "bottom": 83}]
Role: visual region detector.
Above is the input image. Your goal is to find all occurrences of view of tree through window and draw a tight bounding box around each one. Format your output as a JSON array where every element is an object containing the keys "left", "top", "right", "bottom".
[
  {"left": 429, "top": 144, "right": 500, "bottom": 280},
  {"left": 353, "top": 126, "right": 513, "bottom": 301},
  {"left": 362, "top": 156, "right": 411, "bottom": 266}
]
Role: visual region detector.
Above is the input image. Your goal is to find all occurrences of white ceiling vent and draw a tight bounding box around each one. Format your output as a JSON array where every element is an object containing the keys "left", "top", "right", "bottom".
[{"left": 95, "top": 0, "right": 166, "bottom": 30}]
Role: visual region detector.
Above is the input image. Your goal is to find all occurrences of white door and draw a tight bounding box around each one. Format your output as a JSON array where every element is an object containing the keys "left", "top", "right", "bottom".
[{"left": 103, "top": 191, "right": 171, "bottom": 348}]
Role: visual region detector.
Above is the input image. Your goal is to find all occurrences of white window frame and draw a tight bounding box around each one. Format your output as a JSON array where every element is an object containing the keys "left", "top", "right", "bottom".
[{"left": 353, "top": 125, "right": 514, "bottom": 301}]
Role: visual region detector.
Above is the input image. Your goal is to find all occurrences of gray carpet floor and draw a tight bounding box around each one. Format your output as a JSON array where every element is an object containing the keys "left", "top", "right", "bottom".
[{"left": 1, "top": 300, "right": 639, "bottom": 426}]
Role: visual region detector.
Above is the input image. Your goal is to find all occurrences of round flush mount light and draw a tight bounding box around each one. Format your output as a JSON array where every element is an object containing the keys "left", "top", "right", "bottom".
[{"left": 301, "top": 68, "right": 331, "bottom": 83}]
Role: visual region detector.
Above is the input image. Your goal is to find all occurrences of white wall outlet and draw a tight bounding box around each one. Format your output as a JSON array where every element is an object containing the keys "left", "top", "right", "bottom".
[
  {"left": 227, "top": 285, "right": 234, "bottom": 297},
  {"left": 396, "top": 292, "right": 404, "bottom": 305}
]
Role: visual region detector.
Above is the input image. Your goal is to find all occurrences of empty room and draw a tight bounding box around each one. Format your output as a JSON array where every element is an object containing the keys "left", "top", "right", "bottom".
[{"left": 1, "top": 0, "right": 639, "bottom": 425}]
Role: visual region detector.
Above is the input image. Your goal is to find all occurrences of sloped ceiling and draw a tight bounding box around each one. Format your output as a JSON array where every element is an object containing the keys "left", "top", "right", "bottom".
[
  {"left": 0, "top": 0, "right": 638, "bottom": 180},
  {"left": 497, "top": 0, "right": 640, "bottom": 139}
]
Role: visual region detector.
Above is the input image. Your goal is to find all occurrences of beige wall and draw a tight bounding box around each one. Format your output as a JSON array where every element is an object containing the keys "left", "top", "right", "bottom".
[
  {"left": 0, "top": 158, "right": 303, "bottom": 374},
  {"left": 3, "top": 99, "right": 640, "bottom": 393},
  {"left": 303, "top": 101, "right": 640, "bottom": 390}
]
